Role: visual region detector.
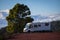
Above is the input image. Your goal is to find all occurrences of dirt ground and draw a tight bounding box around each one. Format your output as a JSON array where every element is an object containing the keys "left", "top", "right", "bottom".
[{"left": 8, "top": 32, "right": 60, "bottom": 40}]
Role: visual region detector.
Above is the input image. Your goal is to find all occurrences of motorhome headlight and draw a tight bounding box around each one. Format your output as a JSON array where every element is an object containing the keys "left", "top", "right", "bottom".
[
  {"left": 23, "top": 28, "right": 28, "bottom": 32},
  {"left": 24, "top": 28, "right": 27, "bottom": 30}
]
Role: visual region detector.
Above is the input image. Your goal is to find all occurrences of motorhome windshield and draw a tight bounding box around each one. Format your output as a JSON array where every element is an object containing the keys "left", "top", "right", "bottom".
[{"left": 25, "top": 23, "right": 31, "bottom": 28}]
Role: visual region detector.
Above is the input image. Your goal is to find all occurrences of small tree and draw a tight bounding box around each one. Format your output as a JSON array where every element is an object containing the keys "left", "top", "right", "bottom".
[{"left": 6, "top": 3, "right": 34, "bottom": 33}]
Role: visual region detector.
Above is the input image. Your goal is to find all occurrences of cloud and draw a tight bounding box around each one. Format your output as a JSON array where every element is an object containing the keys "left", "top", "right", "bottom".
[
  {"left": 33, "top": 14, "right": 60, "bottom": 22},
  {"left": 0, "top": 9, "right": 9, "bottom": 14},
  {"left": 0, "top": 9, "right": 9, "bottom": 19},
  {"left": 43, "top": 14, "right": 60, "bottom": 21},
  {"left": 0, "top": 12, "right": 5, "bottom": 19},
  {"left": 49, "top": 15, "right": 60, "bottom": 21}
]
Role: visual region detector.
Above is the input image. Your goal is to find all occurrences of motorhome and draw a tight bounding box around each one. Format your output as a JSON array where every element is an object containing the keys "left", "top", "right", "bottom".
[{"left": 23, "top": 20, "right": 52, "bottom": 32}]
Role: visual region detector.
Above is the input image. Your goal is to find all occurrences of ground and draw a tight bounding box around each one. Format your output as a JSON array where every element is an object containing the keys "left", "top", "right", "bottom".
[{"left": 7, "top": 32, "right": 60, "bottom": 40}]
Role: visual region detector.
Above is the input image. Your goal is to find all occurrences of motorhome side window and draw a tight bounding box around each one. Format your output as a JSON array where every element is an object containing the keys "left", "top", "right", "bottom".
[
  {"left": 34, "top": 25, "right": 37, "bottom": 27},
  {"left": 38, "top": 24, "right": 41, "bottom": 27},
  {"left": 45, "top": 23, "right": 49, "bottom": 26}
]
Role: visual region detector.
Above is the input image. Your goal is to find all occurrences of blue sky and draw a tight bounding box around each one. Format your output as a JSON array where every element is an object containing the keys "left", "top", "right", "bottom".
[
  {"left": 0, "top": 0, "right": 60, "bottom": 16},
  {"left": 0, "top": 0, "right": 60, "bottom": 28}
]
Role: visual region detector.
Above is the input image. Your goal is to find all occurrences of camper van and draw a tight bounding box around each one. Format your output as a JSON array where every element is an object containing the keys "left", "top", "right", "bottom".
[{"left": 23, "top": 21, "right": 51, "bottom": 32}]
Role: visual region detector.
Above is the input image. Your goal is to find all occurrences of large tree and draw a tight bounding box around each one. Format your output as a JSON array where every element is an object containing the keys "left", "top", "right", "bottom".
[{"left": 6, "top": 3, "right": 34, "bottom": 33}]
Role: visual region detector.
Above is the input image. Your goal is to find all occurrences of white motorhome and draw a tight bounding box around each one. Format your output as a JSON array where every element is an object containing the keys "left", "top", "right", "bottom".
[{"left": 23, "top": 20, "right": 52, "bottom": 32}]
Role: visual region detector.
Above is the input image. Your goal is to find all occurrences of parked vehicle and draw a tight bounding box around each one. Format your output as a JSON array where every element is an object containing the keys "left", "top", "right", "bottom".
[{"left": 23, "top": 21, "right": 51, "bottom": 32}]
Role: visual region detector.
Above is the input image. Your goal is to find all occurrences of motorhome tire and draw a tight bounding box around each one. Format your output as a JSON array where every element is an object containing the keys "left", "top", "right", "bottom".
[{"left": 28, "top": 30, "right": 30, "bottom": 32}]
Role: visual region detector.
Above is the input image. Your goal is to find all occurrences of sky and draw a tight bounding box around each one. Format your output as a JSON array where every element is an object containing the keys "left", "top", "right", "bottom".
[
  {"left": 0, "top": 0, "right": 60, "bottom": 16},
  {"left": 0, "top": 0, "right": 60, "bottom": 28}
]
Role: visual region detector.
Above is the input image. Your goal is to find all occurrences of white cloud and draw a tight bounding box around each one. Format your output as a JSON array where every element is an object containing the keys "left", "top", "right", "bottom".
[
  {"left": 46, "top": 14, "right": 60, "bottom": 21},
  {"left": 0, "top": 13, "right": 5, "bottom": 19},
  {"left": 0, "top": 13, "right": 3, "bottom": 18},
  {"left": 0, "top": 9, "right": 9, "bottom": 19},
  {"left": 0, "top": 9, "right": 9, "bottom": 14},
  {"left": 33, "top": 14, "right": 60, "bottom": 23}
]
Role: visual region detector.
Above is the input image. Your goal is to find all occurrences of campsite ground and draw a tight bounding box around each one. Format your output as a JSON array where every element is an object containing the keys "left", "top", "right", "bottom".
[{"left": 8, "top": 32, "right": 60, "bottom": 40}]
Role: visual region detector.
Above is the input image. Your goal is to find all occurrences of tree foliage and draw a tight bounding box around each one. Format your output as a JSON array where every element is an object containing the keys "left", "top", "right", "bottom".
[{"left": 6, "top": 3, "right": 34, "bottom": 33}]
